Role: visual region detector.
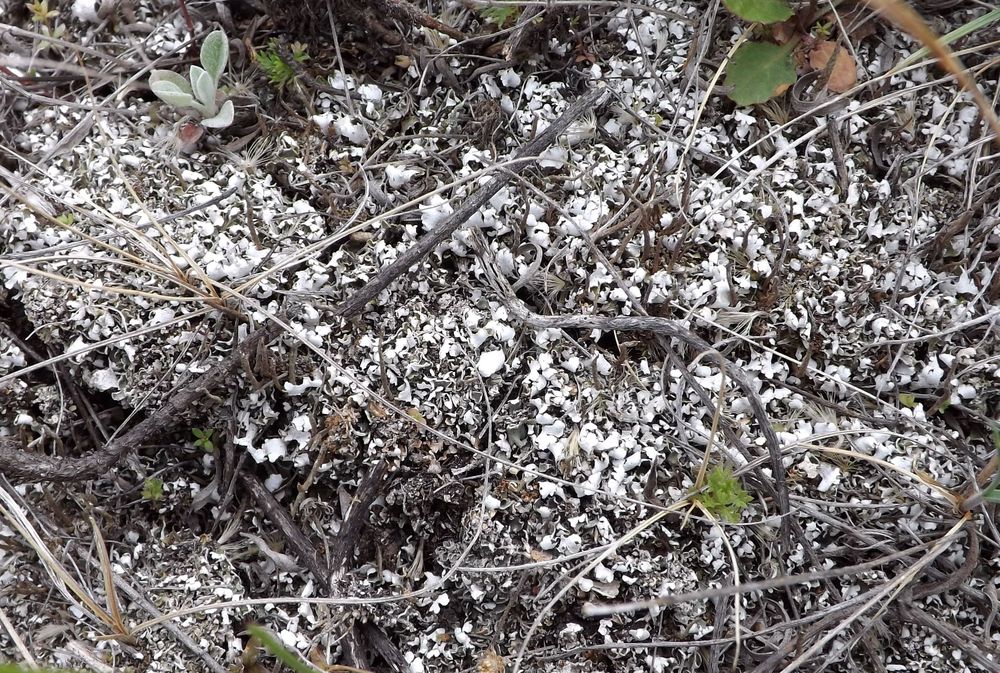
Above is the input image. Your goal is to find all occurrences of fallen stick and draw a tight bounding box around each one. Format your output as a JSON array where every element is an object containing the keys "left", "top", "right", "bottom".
[
  {"left": 469, "top": 228, "right": 792, "bottom": 545},
  {"left": 0, "top": 322, "right": 282, "bottom": 482}
]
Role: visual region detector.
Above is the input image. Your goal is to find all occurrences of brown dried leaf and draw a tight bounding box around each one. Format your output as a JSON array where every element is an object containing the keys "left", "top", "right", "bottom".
[
  {"left": 772, "top": 20, "right": 797, "bottom": 44},
  {"left": 808, "top": 40, "right": 858, "bottom": 93}
]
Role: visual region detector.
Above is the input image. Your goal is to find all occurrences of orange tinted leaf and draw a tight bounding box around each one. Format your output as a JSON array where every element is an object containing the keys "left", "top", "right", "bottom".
[
  {"left": 809, "top": 40, "right": 858, "bottom": 92},
  {"left": 772, "top": 20, "right": 797, "bottom": 44}
]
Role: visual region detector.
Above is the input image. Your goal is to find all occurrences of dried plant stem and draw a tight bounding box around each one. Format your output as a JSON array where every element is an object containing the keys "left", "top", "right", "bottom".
[
  {"left": 864, "top": 0, "right": 1000, "bottom": 146},
  {"left": 0, "top": 606, "right": 36, "bottom": 668}
]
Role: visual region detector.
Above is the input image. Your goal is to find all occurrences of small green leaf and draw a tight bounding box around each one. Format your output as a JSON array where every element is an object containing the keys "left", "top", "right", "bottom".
[
  {"left": 149, "top": 69, "right": 191, "bottom": 94},
  {"left": 725, "top": 41, "right": 796, "bottom": 106},
  {"left": 200, "top": 29, "right": 229, "bottom": 85},
  {"left": 142, "top": 478, "right": 164, "bottom": 502},
  {"left": 723, "top": 0, "right": 793, "bottom": 24},
  {"left": 290, "top": 41, "right": 310, "bottom": 63},
  {"left": 193, "top": 428, "right": 216, "bottom": 452},
  {"left": 898, "top": 392, "right": 917, "bottom": 409},
  {"left": 246, "top": 624, "right": 318, "bottom": 673},
  {"left": 189, "top": 65, "right": 217, "bottom": 112},
  {"left": 201, "top": 99, "right": 234, "bottom": 128},
  {"left": 150, "top": 81, "right": 195, "bottom": 109},
  {"left": 481, "top": 4, "right": 520, "bottom": 26}
]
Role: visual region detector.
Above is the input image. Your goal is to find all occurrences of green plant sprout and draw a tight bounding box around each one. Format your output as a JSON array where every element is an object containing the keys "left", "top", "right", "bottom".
[
  {"left": 192, "top": 427, "right": 215, "bottom": 452},
  {"left": 256, "top": 40, "right": 309, "bottom": 91},
  {"left": 142, "top": 477, "right": 164, "bottom": 502},
  {"left": 246, "top": 623, "right": 320, "bottom": 673},
  {"left": 25, "top": 0, "right": 58, "bottom": 23},
  {"left": 480, "top": 3, "right": 521, "bottom": 27},
  {"left": 148, "top": 29, "right": 234, "bottom": 128},
  {"left": 25, "top": 0, "right": 66, "bottom": 52},
  {"left": 696, "top": 465, "right": 753, "bottom": 522}
]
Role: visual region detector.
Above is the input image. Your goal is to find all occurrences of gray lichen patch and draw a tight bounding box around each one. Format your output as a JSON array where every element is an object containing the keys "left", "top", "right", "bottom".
[{"left": 1, "top": 0, "right": 999, "bottom": 671}]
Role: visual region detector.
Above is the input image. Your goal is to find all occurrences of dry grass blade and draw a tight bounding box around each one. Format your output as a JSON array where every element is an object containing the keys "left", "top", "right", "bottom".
[
  {"left": 691, "top": 356, "right": 727, "bottom": 492},
  {"left": 0, "top": 307, "right": 210, "bottom": 388},
  {"left": 693, "top": 504, "right": 743, "bottom": 672},
  {"left": 60, "top": 640, "right": 119, "bottom": 673},
  {"left": 803, "top": 444, "right": 960, "bottom": 508},
  {"left": 863, "top": 0, "right": 1000, "bottom": 145},
  {"left": 0, "top": 605, "right": 38, "bottom": 668},
  {"left": 776, "top": 515, "right": 970, "bottom": 673},
  {"left": 90, "top": 516, "right": 130, "bottom": 639},
  {"left": 0, "top": 485, "right": 117, "bottom": 633},
  {"left": 893, "top": 8, "right": 1000, "bottom": 72},
  {"left": 582, "top": 537, "right": 938, "bottom": 616}
]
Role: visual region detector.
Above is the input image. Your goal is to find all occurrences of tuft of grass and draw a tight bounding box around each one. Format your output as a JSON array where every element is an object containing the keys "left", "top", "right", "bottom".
[
  {"left": 696, "top": 465, "right": 752, "bottom": 522},
  {"left": 256, "top": 40, "right": 309, "bottom": 91}
]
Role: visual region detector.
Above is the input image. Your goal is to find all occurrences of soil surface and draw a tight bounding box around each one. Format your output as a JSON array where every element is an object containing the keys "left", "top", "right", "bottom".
[{"left": 1, "top": 1, "right": 999, "bottom": 672}]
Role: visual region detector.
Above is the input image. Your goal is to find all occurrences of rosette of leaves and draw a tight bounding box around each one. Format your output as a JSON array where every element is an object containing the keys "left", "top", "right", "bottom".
[{"left": 148, "top": 29, "right": 234, "bottom": 128}]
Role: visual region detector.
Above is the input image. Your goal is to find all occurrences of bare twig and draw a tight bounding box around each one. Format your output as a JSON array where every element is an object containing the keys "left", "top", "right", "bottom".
[
  {"left": 897, "top": 603, "right": 1000, "bottom": 673},
  {"left": 329, "top": 460, "right": 391, "bottom": 574},
  {"left": 469, "top": 228, "right": 792, "bottom": 545},
  {"left": 0, "top": 322, "right": 283, "bottom": 482},
  {"left": 238, "top": 470, "right": 332, "bottom": 593}
]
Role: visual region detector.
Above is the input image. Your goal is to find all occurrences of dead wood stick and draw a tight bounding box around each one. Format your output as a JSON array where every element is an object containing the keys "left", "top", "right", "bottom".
[
  {"left": 896, "top": 602, "right": 1000, "bottom": 673},
  {"left": 238, "top": 469, "right": 332, "bottom": 593},
  {"left": 0, "top": 88, "right": 607, "bottom": 483},
  {"left": 328, "top": 459, "right": 390, "bottom": 574},
  {"left": 333, "top": 87, "right": 610, "bottom": 320},
  {"left": 0, "top": 322, "right": 283, "bottom": 483},
  {"left": 242, "top": 460, "right": 400, "bottom": 670}
]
